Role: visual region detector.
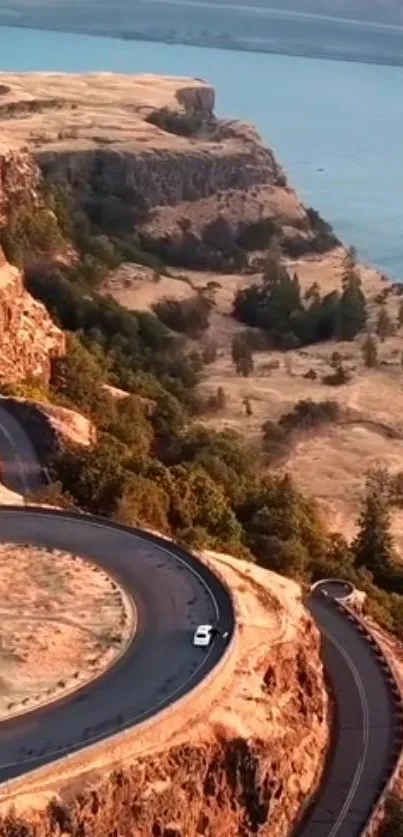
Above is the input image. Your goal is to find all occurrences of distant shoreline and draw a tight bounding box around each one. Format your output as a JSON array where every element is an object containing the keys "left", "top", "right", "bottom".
[{"left": 3, "top": 21, "right": 403, "bottom": 70}]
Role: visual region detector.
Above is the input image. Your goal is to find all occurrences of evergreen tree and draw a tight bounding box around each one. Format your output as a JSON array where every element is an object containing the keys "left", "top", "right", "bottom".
[
  {"left": 231, "top": 334, "right": 254, "bottom": 377},
  {"left": 361, "top": 333, "right": 378, "bottom": 368},
  {"left": 341, "top": 246, "right": 358, "bottom": 287},
  {"left": 337, "top": 273, "right": 367, "bottom": 340},
  {"left": 353, "top": 476, "right": 394, "bottom": 582},
  {"left": 376, "top": 306, "right": 395, "bottom": 341}
]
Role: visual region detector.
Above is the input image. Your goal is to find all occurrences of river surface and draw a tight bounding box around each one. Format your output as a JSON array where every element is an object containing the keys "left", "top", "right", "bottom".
[{"left": 1, "top": 25, "right": 403, "bottom": 277}]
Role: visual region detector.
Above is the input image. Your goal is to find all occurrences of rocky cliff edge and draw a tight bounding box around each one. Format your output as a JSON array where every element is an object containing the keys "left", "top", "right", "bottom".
[
  {"left": 0, "top": 73, "right": 336, "bottom": 263},
  {"left": 0, "top": 248, "right": 64, "bottom": 383},
  {"left": 0, "top": 553, "right": 328, "bottom": 837}
]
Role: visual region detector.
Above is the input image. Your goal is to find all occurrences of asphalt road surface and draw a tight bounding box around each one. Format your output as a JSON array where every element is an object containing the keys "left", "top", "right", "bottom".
[
  {"left": 0, "top": 403, "right": 44, "bottom": 495},
  {"left": 297, "top": 595, "right": 400, "bottom": 837},
  {"left": 0, "top": 400, "right": 400, "bottom": 837},
  {"left": 0, "top": 508, "right": 235, "bottom": 783}
]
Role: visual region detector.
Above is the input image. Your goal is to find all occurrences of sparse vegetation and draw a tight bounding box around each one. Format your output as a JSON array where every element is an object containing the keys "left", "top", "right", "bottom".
[
  {"left": 362, "top": 333, "right": 379, "bottom": 368},
  {"left": 231, "top": 334, "right": 254, "bottom": 377},
  {"left": 322, "top": 362, "right": 351, "bottom": 386},
  {"left": 146, "top": 107, "right": 204, "bottom": 137},
  {"left": 206, "top": 386, "right": 227, "bottom": 412},
  {"left": 376, "top": 305, "right": 395, "bottom": 341},
  {"left": 262, "top": 399, "right": 341, "bottom": 461}
]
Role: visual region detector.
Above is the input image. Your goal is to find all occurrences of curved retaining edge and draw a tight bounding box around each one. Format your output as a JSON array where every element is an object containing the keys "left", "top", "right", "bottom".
[
  {"left": 0, "top": 563, "right": 138, "bottom": 725},
  {"left": 331, "top": 598, "right": 403, "bottom": 836},
  {"left": 0, "top": 506, "right": 238, "bottom": 801}
]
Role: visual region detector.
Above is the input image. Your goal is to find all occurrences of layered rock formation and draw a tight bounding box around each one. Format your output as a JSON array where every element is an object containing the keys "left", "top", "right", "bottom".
[
  {"left": 0, "top": 149, "right": 40, "bottom": 224},
  {"left": 0, "top": 249, "right": 64, "bottom": 383},
  {"left": 0, "top": 73, "right": 337, "bottom": 268}
]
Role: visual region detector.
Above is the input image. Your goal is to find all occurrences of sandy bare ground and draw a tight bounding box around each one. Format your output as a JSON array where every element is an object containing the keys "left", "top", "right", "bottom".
[
  {"left": 106, "top": 248, "right": 403, "bottom": 554},
  {"left": 0, "top": 544, "right": 134, "bottom": 720}
]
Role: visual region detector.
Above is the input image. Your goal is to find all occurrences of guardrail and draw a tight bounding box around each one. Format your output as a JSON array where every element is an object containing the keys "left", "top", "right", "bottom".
[
  {"left": 0, "top": 506, "right": 238, "bottom": 800},
  {"left": 331, "top": 597, "right": 403, "bottom": 836}
]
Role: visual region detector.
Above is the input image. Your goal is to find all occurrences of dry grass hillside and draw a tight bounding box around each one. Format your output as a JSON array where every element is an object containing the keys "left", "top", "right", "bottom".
[
  {"left": 103, "top": 247, "right": 403, "bottom": 554},
  {"left": 0, "top": 543, "right": 133, "bottom": 720}
]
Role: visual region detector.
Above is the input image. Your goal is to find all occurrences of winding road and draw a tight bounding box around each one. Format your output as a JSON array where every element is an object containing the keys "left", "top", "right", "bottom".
[
  {"left": 297, "top": 589, "right": 401, "bottom": 837},
  {"left": 0, "top": 399, "right": 401, "bottom": 837},
  {"left": 0, "top": 403, "right": 235, "bottom": 784}
]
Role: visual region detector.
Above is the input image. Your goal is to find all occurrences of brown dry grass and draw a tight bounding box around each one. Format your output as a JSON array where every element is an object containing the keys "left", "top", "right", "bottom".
[
  {"left": 0, "top": 544, "right": 133, "bottom": 719},
  {"left": 0, "top": 73, "right": 213, "bottom": 152},
  {"left": 108, "top": 247, "right": 403, "bottom": 554}
]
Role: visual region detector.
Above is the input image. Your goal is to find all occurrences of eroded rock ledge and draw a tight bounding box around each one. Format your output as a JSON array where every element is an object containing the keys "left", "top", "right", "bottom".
[
  {"left": 0, "top": 249, "right": 64, "bottom": 383},
  {"left": 0, "top": 73, "right": 337, "bottom": 266}
]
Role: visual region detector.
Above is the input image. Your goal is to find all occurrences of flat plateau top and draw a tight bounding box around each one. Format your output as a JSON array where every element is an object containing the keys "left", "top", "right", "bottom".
[{"left": 0, "top": 72, "right": 217, "bottom": 152}]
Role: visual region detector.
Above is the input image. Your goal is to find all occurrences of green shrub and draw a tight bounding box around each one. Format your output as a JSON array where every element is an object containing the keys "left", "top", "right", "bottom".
[
  {"left": 146, "top": 107, "right": 203, "bottom": 137},
  {"left": 153, "top": 295, "right": 212, "bottom": 337},
  {"left": 237, "top": 218, "right": 279, "bottom": 251},
  {"left": 279, "top": 399, "right": 341, "bottom": 433},
  {"left": 261, "top": 420, "right": 289, "bottom": 460},
  {"left": 322, "top": 365, "right": 351, "bottom": 386},
  {"left": 0, "top": 193, "right": 64, "bottom": 266}
]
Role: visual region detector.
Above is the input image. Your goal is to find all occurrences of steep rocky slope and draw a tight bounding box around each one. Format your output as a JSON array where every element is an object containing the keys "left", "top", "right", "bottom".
[
  {"left": 0, "top": 248, "right": 64, "bottom": 383},
  {"left": 0, "top": 73, "right": 336, "bottom": 266},
  {"left": 0, "top": 554, "right": 328, "bottom": 837}
]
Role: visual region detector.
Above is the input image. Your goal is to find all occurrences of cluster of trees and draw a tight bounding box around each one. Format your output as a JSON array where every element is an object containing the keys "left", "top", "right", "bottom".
[
  {"left": 42, "top": 337, "right": 326, "bottom": 568},
  {"left": 0, "top": 191, "right": 65, "bottom": 267},
  {"left": 342, "top": 469, "right": 403, "bottom": 636},
  {"left": 233, "top": 247, "right": 368, "bottom": 349},
  {"left": 27, "top": 266, "right": 202, "bottom": 400},
  {"left": 12, "top": 174, "right": 403, "bottom": 643},
  {"left": 27, "top": 336, "right": 401, "bottom": 639}
]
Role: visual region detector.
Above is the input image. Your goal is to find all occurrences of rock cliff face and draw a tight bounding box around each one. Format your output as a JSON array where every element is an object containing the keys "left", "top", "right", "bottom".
[
  {"left": 0, "top": 150, "right": 40, "bottom": 224},
  {"left": 0, "top": 73, "right": 337, "bottom": 267},
  {"left": 0, "top": 555, "right": 328, "bottom": 837},
  {"left": 0, "top": 249, "right": 65, "bottom": 383}
]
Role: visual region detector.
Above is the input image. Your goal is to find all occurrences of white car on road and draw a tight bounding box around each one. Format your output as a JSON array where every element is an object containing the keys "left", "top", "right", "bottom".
[{"left": 193, "top": 624, "right": 213, "bottom": 647}]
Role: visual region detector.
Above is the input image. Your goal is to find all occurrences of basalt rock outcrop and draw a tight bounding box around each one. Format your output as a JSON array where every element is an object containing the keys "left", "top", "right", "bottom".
[
  {"left": 0, "top": 73, "right": 338, "bottom": 270},
  {"left": 0, "top": 249, "right": 64, "bottom": 384}
]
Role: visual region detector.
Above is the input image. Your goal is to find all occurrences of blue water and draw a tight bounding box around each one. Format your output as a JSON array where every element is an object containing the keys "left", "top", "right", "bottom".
[{"left": 1, "top": 25, "right": 403, "bottom": 277}]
